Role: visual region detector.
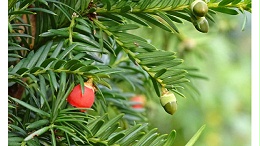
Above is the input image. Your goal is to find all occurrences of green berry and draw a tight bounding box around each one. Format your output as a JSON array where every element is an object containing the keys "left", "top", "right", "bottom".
[
  {"left": 160, "top": 91, "right": 177, "bottom": 115},
  {"left": 195, "top": 17, "right": 209, "bottom": 33},
  {"left": 191, "top": 0, "right": 208, "bottom": 17}
]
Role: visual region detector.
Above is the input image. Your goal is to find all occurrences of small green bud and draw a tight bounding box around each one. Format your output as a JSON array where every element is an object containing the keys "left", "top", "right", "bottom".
[
  {"left": 195, "top": 17, "right": 209, "bottom": 33},
  {"left": 163, "top": 102, "right": 177, "bottom": 115},
  {"left": 160, "top": 91, "right": 177, "bottom": 115},
  {"left": 190, "top": 0, "right": 208, "bottom": 17}
]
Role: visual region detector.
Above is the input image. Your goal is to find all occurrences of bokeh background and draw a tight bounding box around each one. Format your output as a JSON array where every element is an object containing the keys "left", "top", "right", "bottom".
[{"left": 133, "top": 11, "right": 251, "bottom": 146}]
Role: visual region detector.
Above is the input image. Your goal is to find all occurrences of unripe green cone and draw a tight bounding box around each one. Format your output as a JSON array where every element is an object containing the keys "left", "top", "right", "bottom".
[
  {"left": 160, "top": 92, "right": 177, "bottom": 115},
  {"left": 195, "top": 17, "right": 209, "bottom": 33},
  {"left": 191, "top": 0, "right": 208, "bottom": 17},
  {"left": 163, "top": 102, "right": 177, "bottom": 115}
]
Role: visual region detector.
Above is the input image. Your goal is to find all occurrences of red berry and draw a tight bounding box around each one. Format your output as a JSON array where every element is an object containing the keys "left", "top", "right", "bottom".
[
  {"left": 67, "top": 81, "right": 95, "bottom": 112},
  {"left": 130, "top": 95, "right": 146, "bottom": 109}
]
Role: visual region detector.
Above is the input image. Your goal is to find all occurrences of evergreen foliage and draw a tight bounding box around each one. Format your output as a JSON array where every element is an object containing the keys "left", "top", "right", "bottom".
[{"left": 8, "top": 0, "right": 251, "bottom": 145}]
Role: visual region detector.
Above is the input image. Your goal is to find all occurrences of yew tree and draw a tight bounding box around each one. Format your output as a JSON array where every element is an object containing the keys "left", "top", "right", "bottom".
[{"left": 8, "top": 0, "right": 251, "bottom": 145}]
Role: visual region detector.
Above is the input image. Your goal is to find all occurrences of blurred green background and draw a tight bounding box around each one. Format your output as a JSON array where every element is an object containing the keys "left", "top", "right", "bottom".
[{"left": 132, "top": 12, "right": 251, "bottom": 146}]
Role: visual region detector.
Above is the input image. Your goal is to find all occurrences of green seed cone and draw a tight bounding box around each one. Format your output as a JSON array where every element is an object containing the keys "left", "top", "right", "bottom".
[
  {"left": 195, "top": 17, "right": 209, "bottom": 33},
  {"left": 163, "top": 102, "right": 177, "bottom": 115},
  {"left": 160, "top": 91, "right": 177, "bottom": 115},
  {"left": 191, "top": 1, "right": 208, "bottom": 17}
]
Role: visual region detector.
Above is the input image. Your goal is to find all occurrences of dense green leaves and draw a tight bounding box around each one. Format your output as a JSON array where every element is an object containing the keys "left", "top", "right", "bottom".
[
  {"left": 8, "top": 0, "right": 250, "bottom": 145},
  {"left": 9, "top": 96, "right": 50, "bottom": 117}
]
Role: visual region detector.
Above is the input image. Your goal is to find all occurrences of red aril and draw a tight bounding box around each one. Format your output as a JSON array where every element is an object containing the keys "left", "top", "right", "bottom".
[
  {"left": 130, "top": 95, "right": 146, "bottom": 109},
  {"left": 67, "top": 79, "right": 95, "bottom": 112}
]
